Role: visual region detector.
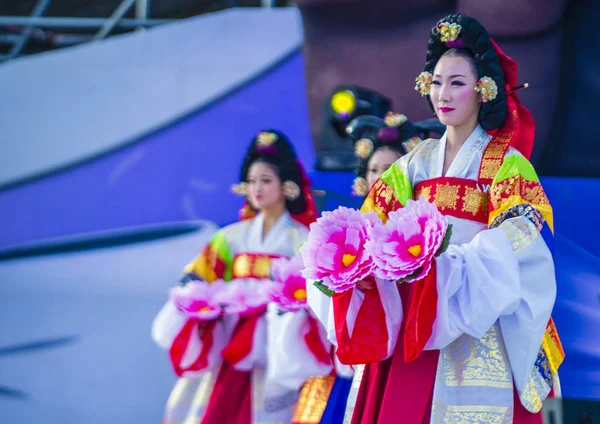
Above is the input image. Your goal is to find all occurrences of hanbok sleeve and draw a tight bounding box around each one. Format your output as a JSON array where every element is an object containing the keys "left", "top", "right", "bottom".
[
  {"left": 266, "top": 307, "right": 334, "bottom": 391},
  {"left": 267, "top": 224, "right": 336, "bottom": 391},
  {"left": 151, "top": 230, "right": 237, "bottom": 376},
  {"left": 422, "top": 152, "right": 564, "bottom": 409},
  {"left": 181, "top": 230, "right": 234, "bottom": 283}
]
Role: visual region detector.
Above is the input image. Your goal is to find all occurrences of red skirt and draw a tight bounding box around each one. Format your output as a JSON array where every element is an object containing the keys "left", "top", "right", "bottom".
[
  {"left": 201, "top": 360, "right": 252, "bottom": 424},
  {"left": 350, "top": 339, "right": 543, "bottom": 424}
]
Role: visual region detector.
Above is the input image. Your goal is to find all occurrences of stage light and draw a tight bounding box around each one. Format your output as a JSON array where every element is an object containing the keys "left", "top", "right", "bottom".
[
  {"left": 316, "top": 85, "right": 392, "bottom": 171},
  {"left": 330, "top": 90, "right": 356, "bottom": 119}
]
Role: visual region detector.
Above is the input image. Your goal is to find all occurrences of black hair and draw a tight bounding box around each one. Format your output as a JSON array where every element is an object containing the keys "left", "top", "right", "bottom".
[
  {"left": 346, "top": 115, "right": 419, "bottom": 181},
  {"left": 423, "top": 14, "right": 508, "bottom": 130},
  {"left": 239, "top": 129, "right": 307, "bottom": 215}
]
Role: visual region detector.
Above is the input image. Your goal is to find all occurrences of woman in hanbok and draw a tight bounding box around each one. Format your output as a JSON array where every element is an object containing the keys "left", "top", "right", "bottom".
[
  {"left": 307, "top": 14, "right": 565, "bottom": 424},
  {"left": 152, "top": 130, "right": 341, "bottom": 424},
  {"left": 348, "top": 111, "right": 422, "bottom": 198}
]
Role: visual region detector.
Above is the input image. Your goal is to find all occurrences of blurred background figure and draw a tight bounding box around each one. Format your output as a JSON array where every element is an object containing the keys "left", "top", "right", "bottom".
[{"left": 346, "top": 112, "right": 422, "bottom": 196}]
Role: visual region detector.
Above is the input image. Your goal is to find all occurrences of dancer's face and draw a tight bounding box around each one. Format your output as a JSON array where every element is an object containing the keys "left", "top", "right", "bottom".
[
  {"left": 366, "top": 147, "right": 402, "bottom": 189},
  {"left": 247, "top": 162, "right": 285, "bottom": 212},
  {"left": 430, "top": 55, "right": 481, "bottom": 127}
]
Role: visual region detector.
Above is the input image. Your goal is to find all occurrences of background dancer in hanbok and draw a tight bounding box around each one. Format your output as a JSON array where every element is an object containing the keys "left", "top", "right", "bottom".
[
  {"left": 307, "top": 14, "right": 565, "bottom": 424},
  {"left": 348, "top": 112, "right": 422, "bottom": 199},
  {"left": 152, "top": 130, "right": 341, "bottom": 424},
  {"left": 320, "top": 111, "right": 424, "bottom": 420}
]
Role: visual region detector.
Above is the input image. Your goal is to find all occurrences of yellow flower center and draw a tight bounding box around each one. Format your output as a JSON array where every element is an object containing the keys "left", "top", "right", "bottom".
[
  {"left": 293, "top": 289, "right": 307, "bottom": 301},
  {"left": 342, "top": 253, "right": 357, "bottom": 267},
  {"left": 408, "top": 244, "right": 422, "bottom": 258},
  {"left": 200, "top": 306, "right": 213, "bottom": 312}
]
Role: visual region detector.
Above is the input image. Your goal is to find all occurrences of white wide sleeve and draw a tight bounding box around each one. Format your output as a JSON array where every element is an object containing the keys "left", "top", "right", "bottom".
[
  {"left": 265, "top": 307, "right": 333, "bottom": 391},
  {"left": 426, "top": 216, "right": 556, "bottom": 392},
  {"left": 306, "top": 280, "right": 337, "bottom": 346},
  {"left": 151, "top": 301, "right": 188, "bottom": 350}
]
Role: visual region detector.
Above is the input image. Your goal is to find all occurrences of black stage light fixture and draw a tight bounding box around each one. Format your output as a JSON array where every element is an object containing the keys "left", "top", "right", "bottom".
[{"left": 316, "top": 85, "right": 392, "bottom": 171}]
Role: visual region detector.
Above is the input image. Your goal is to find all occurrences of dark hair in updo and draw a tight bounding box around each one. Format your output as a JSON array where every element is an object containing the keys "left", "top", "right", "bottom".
[
  {"left": 423, "top": 13, "right": 508, "bottom": 130},
  {"left": 239, "top": 129, "right": 307, "bottom": 215},
  {"left": 346, "top": 115, "right": 419, "bottom": 180}
]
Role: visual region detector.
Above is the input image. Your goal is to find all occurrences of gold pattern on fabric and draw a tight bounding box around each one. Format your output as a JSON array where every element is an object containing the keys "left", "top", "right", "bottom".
[
  {"left": 519, "top": 376, "right": 544, "bottom": 413},
  {"left": 434, "top": 182, "right": 459, "bottom": 210},
  {"left": 499, "top": 218, "right": 538, "bottom": 255},
  {"left": 233, "top": 254, "right": 252, "bottom": 278},
  {"left": 232, "top": 254, "right": 274, "bottom": 279},
  {"left": 477, "top": 110, "right": 517, "bottom": 184},
  {"left": 416, "top": 185, "right": 432, "bottom": 202},
  {"left": 461, "top": 186, "right": 489, "bottom": 216},
  {"left": 291, "top": 376, "right": 335, "bottom": 423},
  {"left": 360, "top": 178, "right": 401, "bottom": 223},
  {"left": 490, "top": 175, "right": 550, "bottom": 210},
  {"left": 542, "top": 321, "right": 565, "bottom": 374},
  {"left": 517, "top": 345, "right": 553, "bottom": 412},
  {"left": 342, "top": 365, "right": 365, "bottom": 424},
  {"left": 381, "top": 184, "right": 394, "bottom": 206},
  {"left": 253, "top": 256, "right": 272, "bottom": 278},
  {"left": 360, "top": 181, "right": 388, "bottom": 223},
  {"left": 432, "top": 402, "right": 513, "bottom": 424},
  {"left": 484, "top": 142, "right": 508, "bottom": 158},
  {"left": 352, "top": 364, "right": 365, "bottom": 389},
  {"left": 489, "top": 195, "right": 554, "bottom": 233},
  {"left": 440, "top": 324, "right": 513, "bottom": 389},
  {"left": 480, "top": 159, "right": 502, "bottom": 180}
]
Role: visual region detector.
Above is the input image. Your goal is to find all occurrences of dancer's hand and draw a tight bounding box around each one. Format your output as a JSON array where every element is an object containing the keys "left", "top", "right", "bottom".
[{"left": 356, "top": 279, "right": 376, "bottom": 291}]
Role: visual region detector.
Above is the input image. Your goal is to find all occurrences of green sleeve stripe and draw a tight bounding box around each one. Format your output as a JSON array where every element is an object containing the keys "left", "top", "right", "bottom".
[
  {"left": 380, "top": 162, "right": 413, "bottom": 206},
  {"left": 210, "top": 231, "right": 233, "bottom": 280},
  {"left": 493, "top": 154, "right": 539, "bottom": 184}
]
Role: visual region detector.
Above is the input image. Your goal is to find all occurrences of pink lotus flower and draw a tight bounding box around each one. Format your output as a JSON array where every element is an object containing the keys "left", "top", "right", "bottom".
[
  {"left": 300, "top": 206, "right": 379, "bottom": 293},
  {"left": 169, "top": 281, "right": 222, "bottom": 321},
  {"left": 269, "top": 255, "right": 308, "bottom": 312},
  {"left": 213, "top": 279, "right": 274, "bottom": 316},
  {"left": 366, "top": 196, "right": 449, "bottom": 283}
]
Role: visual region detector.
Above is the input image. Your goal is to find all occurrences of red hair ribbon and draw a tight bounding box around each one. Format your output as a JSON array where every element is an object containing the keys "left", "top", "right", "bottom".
[{"left": 487, "top": 39, "right": 536, "bottom": 160}]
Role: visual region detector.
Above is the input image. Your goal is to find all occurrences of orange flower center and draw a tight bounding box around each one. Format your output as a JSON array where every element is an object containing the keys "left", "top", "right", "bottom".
[
  {"left": 342, "top": 253, "right": 357, "bottom": 267},
  {"left": 408, "top": 244, "right": 422, "bottom": 258},
  {"left": 200, "top": 306, "right": 213, "bottom": 312},
  {"left": 293, "top": 289, "right": 307, "bottom": 301}
]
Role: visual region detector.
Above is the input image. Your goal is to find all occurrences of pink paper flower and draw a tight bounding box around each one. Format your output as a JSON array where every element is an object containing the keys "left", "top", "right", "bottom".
[
  {"left": 300, "top": 206, "right": 379, "bottom": 293},
  {"left": 366, "top": 196, "right": 449, "bottom": 283},
  {"left": 213, "top": 279, "right": 274, "bottom": 316},
  {"left": 169, "top": 281, "right": 222, "bottom": 321},
  {"left": 270, "top": 255, "right": 308, "bottom": 312}
]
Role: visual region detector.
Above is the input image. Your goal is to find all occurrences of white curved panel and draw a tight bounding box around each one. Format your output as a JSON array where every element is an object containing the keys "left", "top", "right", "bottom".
[
  {"left": 0, "top": 8, "right": 303, "bottom": 187},
  {"left": 0, "top": 222, "right": 218, "bottom": 423}
]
